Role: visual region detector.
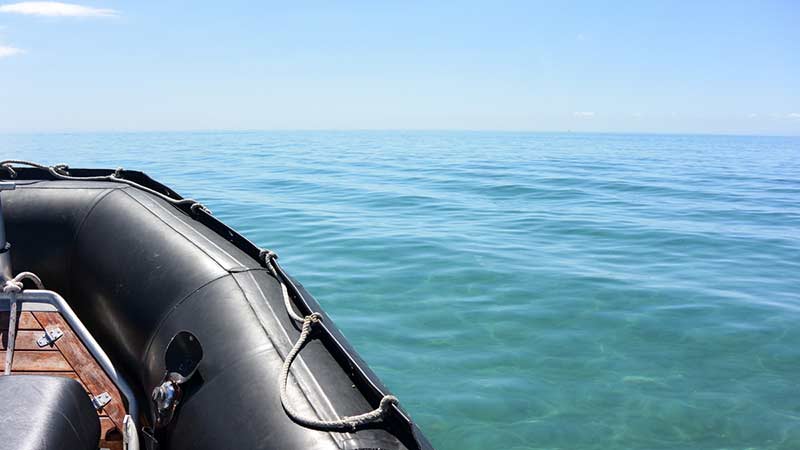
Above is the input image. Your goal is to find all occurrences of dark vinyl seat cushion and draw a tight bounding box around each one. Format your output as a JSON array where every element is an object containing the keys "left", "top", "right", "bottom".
[{"left": 0, "top": 375, "right": 100, "bottom": 450}]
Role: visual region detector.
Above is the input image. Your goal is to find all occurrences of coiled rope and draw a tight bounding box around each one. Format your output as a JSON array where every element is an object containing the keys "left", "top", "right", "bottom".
[{"left": 260, "top": 249, "right": 398, "bottom": 431}]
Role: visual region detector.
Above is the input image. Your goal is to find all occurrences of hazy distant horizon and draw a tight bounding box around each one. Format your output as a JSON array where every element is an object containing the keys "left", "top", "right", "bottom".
[
  {"left": 1, "top": 1, "right": 798, "bottom": 136},
  {"left": 2, "top": 128, "right": 799, "bottom": 139}
]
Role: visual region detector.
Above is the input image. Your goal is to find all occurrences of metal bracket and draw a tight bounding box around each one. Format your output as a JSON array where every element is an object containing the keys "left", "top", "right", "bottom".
[
  {"left": 151, "top": 380, "right": 181, "bottom": 427},
  {"left": 92, "top": 391, "right": 112, "bottom": 410},
  {"left": 36, "top": 327, "right": 64, "bottom": 347}
]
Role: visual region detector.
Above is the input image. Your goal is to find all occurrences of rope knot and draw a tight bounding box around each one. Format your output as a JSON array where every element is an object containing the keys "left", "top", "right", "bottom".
[
  {"left": 259, "top": 249, "right": 278, "bottom": 262},
  {"left": 53, "top": 163, "right": 69, "bottom": 175},
  {"left": 2, "top": 272, "right": 44, "bottom": 293},
  {"left": 2, "top": 280, "right": 23, "bottom": 294},
  {"left": 113, "top": 167, "right": 124, "bottom": 178},
  {"left": 307, "top": 312, "right": 322, "bottom": 324}
]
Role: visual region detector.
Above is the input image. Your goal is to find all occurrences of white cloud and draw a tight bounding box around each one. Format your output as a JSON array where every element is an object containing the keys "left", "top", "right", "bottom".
[
  {"left": 788, "top": 113, "right": 800, "bottom": 120},
  {"left": 573, "top": 111, "right": 595, "bottom": 118},
  {"left": 632, "top": 112, "right": 643, "bottom": 118},
  {"left": 0, "top": 2, "right": 116, "bottom": 17},
  {"left": 0, "top": 44, "right": 22, "bottom": 57},
  {"left": 747, "top": 113, "right": 758, "bottom": 118}
]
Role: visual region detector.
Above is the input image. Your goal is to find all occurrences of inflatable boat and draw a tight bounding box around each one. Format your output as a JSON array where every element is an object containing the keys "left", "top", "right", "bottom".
[{"left": 0, "top": 161, "right": 434, "bottom": 450}]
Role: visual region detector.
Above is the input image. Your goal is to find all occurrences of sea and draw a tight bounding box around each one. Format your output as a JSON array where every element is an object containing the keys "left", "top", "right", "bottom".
[{"left": 2, "top": 131, "right": 799, "bottom": 450}]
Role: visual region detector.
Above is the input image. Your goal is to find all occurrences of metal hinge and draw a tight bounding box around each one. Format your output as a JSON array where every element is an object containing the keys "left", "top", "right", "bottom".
[
  {"left": 92, "top": 391, "right": 112, "bottom": 410},
  {"left": 36, "top": 327, "right": 64, "bottom": 347}
]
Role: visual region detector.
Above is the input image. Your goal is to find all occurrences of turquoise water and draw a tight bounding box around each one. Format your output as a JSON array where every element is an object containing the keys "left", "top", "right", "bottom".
[{"left": 2, "top": 131, "right": 799, "bottom": 449}]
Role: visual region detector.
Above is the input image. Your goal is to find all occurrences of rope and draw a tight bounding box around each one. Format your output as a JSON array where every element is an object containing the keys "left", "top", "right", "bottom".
[
  {"left": 279, "top": 313, "right": 398, "bottom": 431},
  {"left": 0, "top": 160, "right": 208, "bottom": 214},
  {"left": 260, "top": 250, "right": 305, "bottom": 323},
  {"left": 262, "top": 250, "right": 398, "bottom": 431},
  {"left": 3, "top": 271, "right": 45, "bottom": 375},
  {"left": 1, "top": 160, "right": 50, "bottom": 178},
  {"left": 10, "top": 271, "right": 44, "bottom": 289}
]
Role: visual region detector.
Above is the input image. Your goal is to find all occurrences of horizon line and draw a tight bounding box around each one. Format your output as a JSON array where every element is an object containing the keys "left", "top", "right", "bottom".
[{"left": 0, "top": 128, "right": 799, "bottom": 139}]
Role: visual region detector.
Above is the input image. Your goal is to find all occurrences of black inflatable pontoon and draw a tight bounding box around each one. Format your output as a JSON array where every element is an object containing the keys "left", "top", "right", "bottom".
[{"left": 0, "top": 161, "right": 434, "bottom": 450}]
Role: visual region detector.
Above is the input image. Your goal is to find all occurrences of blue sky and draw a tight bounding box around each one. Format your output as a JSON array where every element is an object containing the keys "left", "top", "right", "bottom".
[{"left": 0, "top": 1, "right": 798, "bottom": 135}]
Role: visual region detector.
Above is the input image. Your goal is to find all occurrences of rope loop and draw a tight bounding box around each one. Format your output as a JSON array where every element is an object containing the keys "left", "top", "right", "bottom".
[
  {"left": 279, "top": 309, "right": 398, "bottom": 431},
  {"left": 268, "top": 253, "right": 400, "bottom": 430},
  {"left": 0, "top": 160, "right": 52, "bottom": 178},
  {"left": 2, "top": 272, "right": 45, "bottom": 293},
  {"left": 189, "top": 202, "right": 211, "bottom": 216},
  {"left": 12, "top": 271, "right": 44, "bottom": 289}
]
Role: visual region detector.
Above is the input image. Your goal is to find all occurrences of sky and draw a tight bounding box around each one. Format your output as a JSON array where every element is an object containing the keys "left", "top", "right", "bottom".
[{"left": 0, "top": 1, "right": 798, "bottom": 135}]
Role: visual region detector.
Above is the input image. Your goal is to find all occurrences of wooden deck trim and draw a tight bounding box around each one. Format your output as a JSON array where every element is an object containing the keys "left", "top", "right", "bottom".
[
  {"left": 1, "top": 311, "right": 43, "bottom": 330},
  {"left": 33, "top": 311, "right": 126, "bottom": 429},
  {"left": 0, "top": 330, "right": 60, "bottom": 351},
  {"left": 0, "top": 350, "right": 72, "bottom": 371}
]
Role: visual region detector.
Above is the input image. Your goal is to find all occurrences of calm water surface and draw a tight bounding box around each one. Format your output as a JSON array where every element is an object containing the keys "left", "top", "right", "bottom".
[{"left": 2, "top": 131, "right": 799, "bottom": 450}]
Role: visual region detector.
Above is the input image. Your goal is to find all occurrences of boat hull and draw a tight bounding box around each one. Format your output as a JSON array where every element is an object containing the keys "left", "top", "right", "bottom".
[{"left": 3, "top": 170, "right": 431, "bottom": 450}]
